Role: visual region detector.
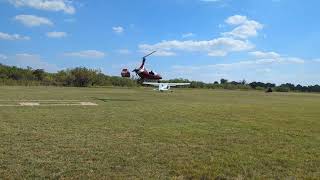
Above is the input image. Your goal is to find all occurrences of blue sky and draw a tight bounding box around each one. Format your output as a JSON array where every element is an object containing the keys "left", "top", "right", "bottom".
[{"left": 1, "top": 0, "right": 320, "bottom": 85}]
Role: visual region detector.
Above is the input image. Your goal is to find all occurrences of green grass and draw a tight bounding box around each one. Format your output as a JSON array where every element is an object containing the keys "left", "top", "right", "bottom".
[{"left": 0, "top": 86, "right": 319, "bottom": 179}]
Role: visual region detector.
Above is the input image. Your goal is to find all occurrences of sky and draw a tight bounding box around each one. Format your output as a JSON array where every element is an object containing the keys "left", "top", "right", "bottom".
[{"left": 1, "top": 0, "right": 320, "bottom": 85}]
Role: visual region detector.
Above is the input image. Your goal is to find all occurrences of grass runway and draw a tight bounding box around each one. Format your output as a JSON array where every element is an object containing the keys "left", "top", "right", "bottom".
[{"left": 0, "top": 86, "right": 319, "bottom": 179}]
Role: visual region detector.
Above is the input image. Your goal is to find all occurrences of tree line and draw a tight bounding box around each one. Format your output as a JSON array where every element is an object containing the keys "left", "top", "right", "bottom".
[
  {"left": 0, "top": 64, "right": 137, "bottom": 87},
  {"left": 1, "top": 64, "right": 320, "bottom": 92},
  {"left": 164, "top": 78, "right": 320, "bottom": 93}
]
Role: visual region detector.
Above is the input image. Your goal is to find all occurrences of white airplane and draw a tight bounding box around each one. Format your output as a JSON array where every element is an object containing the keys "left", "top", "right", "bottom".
[{"left": 143, "top": 82, "right": 191, "bottom": 92}]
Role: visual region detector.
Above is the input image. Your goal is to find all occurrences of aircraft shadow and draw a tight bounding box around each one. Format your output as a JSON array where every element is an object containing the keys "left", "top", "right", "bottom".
[{"left": 92, "top": 97, "right": 137, "bottom": 102}]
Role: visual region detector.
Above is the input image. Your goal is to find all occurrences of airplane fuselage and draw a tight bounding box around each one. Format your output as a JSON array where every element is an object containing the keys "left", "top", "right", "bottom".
[{"left": 143, "top": 82, "right": 190, "bottom": 92}]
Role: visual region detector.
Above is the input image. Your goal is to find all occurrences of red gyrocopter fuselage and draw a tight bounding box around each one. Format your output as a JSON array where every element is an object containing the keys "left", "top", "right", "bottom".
[{"left": 133, "top": 51, "right": 162, "bottom": 81}]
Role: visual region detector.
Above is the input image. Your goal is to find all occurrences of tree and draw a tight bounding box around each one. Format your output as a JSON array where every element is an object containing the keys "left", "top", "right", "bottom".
[
  {"left": 281, "top": 83, "right": 295, "bottom": 91},
  {"left": 220, "top": 78, "right": 228, "bottom": 84},
  {"left": 33, "top": 69, "right": 45, "bottom": 81},
  {"left": 275, "top": 86, "right": 290, "bottom": 92},
  {"left": 70, "top": 67, "right": 97, "bottom": 87}
]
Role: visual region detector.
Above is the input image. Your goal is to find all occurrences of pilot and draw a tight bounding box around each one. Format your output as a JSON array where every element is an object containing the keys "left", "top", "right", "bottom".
[{"left": 149, "top": 71, "right": 154, "bottom": 75}]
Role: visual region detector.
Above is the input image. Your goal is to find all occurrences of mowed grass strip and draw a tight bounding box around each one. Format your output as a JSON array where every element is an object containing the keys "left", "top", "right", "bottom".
[{"left": 0, "top": 86, "right": 319, "bottom": 179}]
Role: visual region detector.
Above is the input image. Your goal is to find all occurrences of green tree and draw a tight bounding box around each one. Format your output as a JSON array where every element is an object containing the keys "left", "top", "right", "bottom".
[
  {"left": 220, "top": 78, "right": 228, "bottom": 84},
  {"left": 33, "top": 69, "right": 45, "bottom": 81}
]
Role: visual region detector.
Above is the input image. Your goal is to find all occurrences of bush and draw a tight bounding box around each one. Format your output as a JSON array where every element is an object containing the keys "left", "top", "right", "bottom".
[
  {"left": 256, "top": 86, "right": 265, "bottom": 91},
  {"left": 238, "top": 85, "right": 251, "bottom": 90},
  {"left": 275, "top": 86, "right": 290, "bottom": 92}
]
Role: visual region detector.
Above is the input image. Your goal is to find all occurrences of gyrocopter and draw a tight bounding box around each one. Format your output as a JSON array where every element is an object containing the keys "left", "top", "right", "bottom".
[{"left": 121, "top": 51, "right": 190, "bottom": 91}]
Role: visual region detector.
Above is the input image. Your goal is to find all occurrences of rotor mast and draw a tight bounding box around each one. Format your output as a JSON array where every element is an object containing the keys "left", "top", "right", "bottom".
[{"left": 139, "top": 51, "right": 157, "bottom": 70}]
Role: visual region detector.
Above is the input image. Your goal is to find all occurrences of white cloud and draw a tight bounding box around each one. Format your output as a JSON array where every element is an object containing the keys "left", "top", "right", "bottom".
[
  {"left": 171, "top": 50, "right": 307, "bottom": 84},
  {"left": 172, "top": 52, "right": 305, "bottom": 74},
  {"left": 250, "top": 51, "right": 304, "bottom": 64},
  {"left": 139, "top": 15, "right": 262, "bottom": 57},
  {"left": 116, "top": 49, "right": 131, "bottom": 55},
  {"left": 182, "top": 33, "right": 195, "bottom": 38},
  {"left": 0, "top": 54, "right": 8, "bottom": 59},
  {"left": 15, "top": 14, "right": 53, "bottom": 27},
  {"left": 223, "top": 15, "right": 263, "bottom": 39},
  {"left": 210, "top": 57, "right": 304, "bottom": 70},
  {"left": 283, "top": 57, "right": 305, "bottom": 64},
  {"left": 154, "top": 51, "right": 177, "bottom": 57},
  {"left": 0, "top": 53, "right": 58, "bottom": 72},
  {"left": 139, "top": 49, "right": 176, "bottom": 57},
  {"left": 218, "top": 24, "right": 225, "bottom": 28},
  {"left": 8, "top": 0, "right": 75, "bottom": 14},
  {"left": 46, "top": 31, "right": 67, "bottom": 38},
  {"left": 313, "top": 58, "right": 320, "bottom": 62},
  {"left": 207, "top": 50, "right": 227, "bottom": 57},
  {"left": 139, "top": 37, "right": 254, "bottom": 57},
  {"left": 64, "top": 50, "right": 106, "bottom": 59},
  {"left": 249, "top": 51, "right": 281, "bottom": 59},
  {"left": 225, "top": 15, "right": 248, "bottom": 25},
  {"left": 112, "top": 26, "right": 124, "bottom": 34},
  {"left": 0, "top": 32, "right": 30, "bottom": 40}
]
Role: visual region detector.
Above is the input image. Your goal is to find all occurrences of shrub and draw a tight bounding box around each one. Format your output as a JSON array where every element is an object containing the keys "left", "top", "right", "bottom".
[
  {"left": 256, "top": 86, "right": 265, "bottom": 91},
  {"left": 275, "top": 86, "right": 290, "bottom": 92}
]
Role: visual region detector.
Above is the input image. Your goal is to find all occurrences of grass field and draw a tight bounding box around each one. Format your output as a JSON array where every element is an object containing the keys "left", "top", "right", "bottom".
[{"left": 0, "top": 86, "right": 319, "bottom": 179}]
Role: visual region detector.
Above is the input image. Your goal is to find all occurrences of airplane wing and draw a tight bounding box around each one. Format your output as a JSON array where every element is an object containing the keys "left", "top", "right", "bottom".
[
  {"left": 143, "top": 82, "right": 161, "bottom": 86},
  {"left": 164, "top": 83, "right": 190, "bottom": 87},
  {"left": 143, "top": 82, "right": 190, "bottom": 87}
]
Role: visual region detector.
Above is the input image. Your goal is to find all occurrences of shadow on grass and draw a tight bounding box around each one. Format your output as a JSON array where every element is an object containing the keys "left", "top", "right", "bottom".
[{"left": 92, "top": 97, "right": 137, "bottom": 102}]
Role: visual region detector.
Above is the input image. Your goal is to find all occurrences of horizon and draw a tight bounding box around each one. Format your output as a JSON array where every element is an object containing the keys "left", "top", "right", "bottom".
[
  {"left": 1, "top": 63, "right": 319, "bottom": 87},
  {"left": 1, "top": 0, "right": 320, "bottom": 85}
]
